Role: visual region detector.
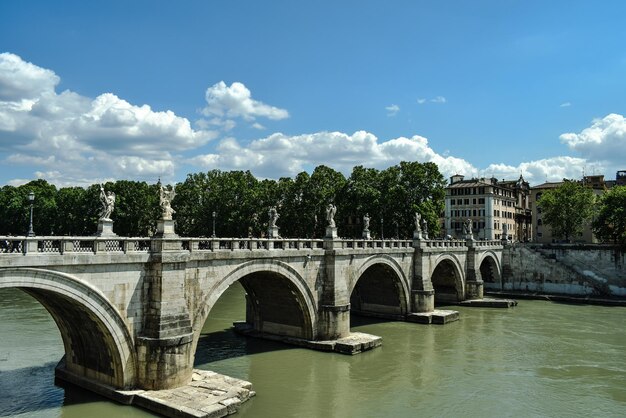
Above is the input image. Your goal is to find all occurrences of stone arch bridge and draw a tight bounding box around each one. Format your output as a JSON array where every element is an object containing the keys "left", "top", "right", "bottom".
[{"left": 0, "top": 234, "right": 502, "bottom": 395}]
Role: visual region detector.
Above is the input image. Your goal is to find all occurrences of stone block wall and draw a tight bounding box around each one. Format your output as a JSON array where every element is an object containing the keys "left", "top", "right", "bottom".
[{"left": 496, "top": 244, "right": 626, "bottom": 297}]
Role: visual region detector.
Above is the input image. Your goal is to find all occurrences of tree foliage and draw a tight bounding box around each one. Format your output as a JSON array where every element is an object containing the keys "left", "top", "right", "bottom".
[
  {"left": 0, "top": 162, "right": 447, "bottom": 239},
  {"left": 593, "top": 185, "right": 626, "bottom": 246},
  {"left": 538, "top": 181, "right": 595, "bottom": 242}
]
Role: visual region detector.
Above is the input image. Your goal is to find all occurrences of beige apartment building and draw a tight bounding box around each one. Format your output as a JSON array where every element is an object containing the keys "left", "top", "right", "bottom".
[
  {"left": 444, "top": 174, "right": 531, "bottom": 241},
  {"left": 531, "top": 174, "right": 609, "bottom": 243}
]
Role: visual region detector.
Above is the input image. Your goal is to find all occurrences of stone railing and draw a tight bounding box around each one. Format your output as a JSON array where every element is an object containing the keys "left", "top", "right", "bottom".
[
  {"left": 339, "top": 239, "right": 413, "bottom": 250},
  {"left": 0, "top": 236, "right": 151, "bottom": 255},
  {"left": 422, "top": 239, "right": 467, "bottom": 248},
  {"left": 470, "top": 239, "right": 503, "bottom": 248},
  {"left": 181, "top": 237, "right": 325, "bottom": 251},
  {"left": 1, "top": 235, "right": 501, "bottom": 256}
]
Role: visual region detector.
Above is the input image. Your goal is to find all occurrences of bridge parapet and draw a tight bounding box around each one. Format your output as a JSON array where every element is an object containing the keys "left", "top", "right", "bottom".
[
  {"left": 468, "top": 239, "right": 503, "bottom": 249},
  {"left": 0, "top": 236, "right": 152, "bottom": 255},
  {"left": 1, "top": 235, "right": 421, "bottom": 256},
  {"left": 421, "top": 239, "right": 466, "bottom": 249}
]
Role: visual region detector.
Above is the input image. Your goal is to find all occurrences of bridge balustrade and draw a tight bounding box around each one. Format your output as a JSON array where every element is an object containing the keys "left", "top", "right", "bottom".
[
  {"left": 424, "top": 239, "right": 465, "bottom": 248},
  {"left": 0, "top": 236, "right": 154, "bottom": 255},
  {"left": 342, "top": 239, "right": 412, "bottom": 249}
]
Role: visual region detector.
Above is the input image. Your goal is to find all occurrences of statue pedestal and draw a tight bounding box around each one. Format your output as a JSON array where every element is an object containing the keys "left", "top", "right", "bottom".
[
  {"left": 413, "top": 230, "right": 422, "bottom": 240},
  {"left": 96, "top": 219, "right": 117, "bottom": 237},
  {"left": 325, "top": 226, "right": 338, "bottom": 239},
  {"left": 156, "top": 219, "right": 177, "bottom": 238},
  {"left": 267, "top": 226, "right": 280, "bottom": 238},
  {"left": 362, "top": 229, "right": 371, "bottom": 240}
]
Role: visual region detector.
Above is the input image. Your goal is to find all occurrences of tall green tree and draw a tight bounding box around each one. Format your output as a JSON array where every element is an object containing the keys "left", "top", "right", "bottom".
[
  {"left": 593, "top": 185, "right": 626, "bottom": 246},
  {"left": 0, "top": 180, "right": 58, "bottom": 236},
  {"left": 376, "top": 162, "right": 446, "bottom": 238},
  {"left": 538, "top": 181, "right": 595, "bottom": 242},
  {"left": 338, "top": 166, "right": 382, "bottom": 237},
  {"left": 305, "top": 166, "right": 347, "bottom": 237},
  {"left": 55, "top": 186, "right": 90, "bottom": 235},
  {"left": 107, "top": 180, "right": 160, "bottom": 236}
]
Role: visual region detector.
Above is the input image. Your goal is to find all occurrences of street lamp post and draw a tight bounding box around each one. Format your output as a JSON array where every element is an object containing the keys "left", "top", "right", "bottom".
[
  {"left": 212, "top": 211, "right": 216, "bottom": 237},
  {"left": 381, "top": 217, "right": 384, "bottom": 240},
  {"left": 27, "top": 191, "right": 35, "bottom": 237}
]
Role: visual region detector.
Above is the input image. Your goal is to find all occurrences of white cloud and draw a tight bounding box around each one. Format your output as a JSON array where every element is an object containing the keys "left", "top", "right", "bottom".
[
  {"left": 385, "top": 104, "right": 400, "bottom": 116},
  {"left": 187, "top": 129, "right": 609, "bottom": 186},
  {"left": 189, "top": 131, "right": 478, "bottom": 180},
  {"left": 0, "top": 52, "right": 215, "bottom": 184},
  {"left": 483, "top": 156, "right": 602, "bottom": 184},
  {"left": 0, "top": 52, "right": 59, "bottom": 101},
  {"left": 417, "top": 96, "right": 446, "bottom": 104},
  {"left": 201, "top": 81, "right": 289, "bottom": 122},
  {"left": 560, "top": 102, "right": 572, "bottom": 107},
  {"left": 559, "top": 114, "right": 626, "bottom": 163}
]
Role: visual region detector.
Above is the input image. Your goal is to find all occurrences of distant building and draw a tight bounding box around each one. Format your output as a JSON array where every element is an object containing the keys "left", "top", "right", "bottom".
[
  {"left": 444, "top": 175, "right": 531, "bottom": 241},
  {"left": 531, "top": 175, "right": 607, "bottom": 243},
  {"left": 530, "top": 181, "right": 564, "bottom": 243},
  {"left": 616, "top": 170, "right": 626, "bottom": 186}
]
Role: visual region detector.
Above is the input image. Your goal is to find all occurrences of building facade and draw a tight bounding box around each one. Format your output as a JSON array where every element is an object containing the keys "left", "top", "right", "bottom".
[
  {"left": 530, "top": 175, "right": 610, "bottom": 243},
  {"left": 444, "top": 175, "right": 531, "bottom": 241}
]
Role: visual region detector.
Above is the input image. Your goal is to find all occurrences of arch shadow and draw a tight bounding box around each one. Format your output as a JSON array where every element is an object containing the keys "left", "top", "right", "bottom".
[
  {"left": 0, "top": 268, "right": 137, "bottom": 389},
  {"left": 191, "top": 260, "right": 318, "bottom": 358},
  {"left": 430, "top": 255, "right": 466, "bottom": 304},
  {"left": 478, "top": 251, "right": 502, "bottom": 289},
  {"left": 349, "top": 255, "right": 411, "bottom": 320}
]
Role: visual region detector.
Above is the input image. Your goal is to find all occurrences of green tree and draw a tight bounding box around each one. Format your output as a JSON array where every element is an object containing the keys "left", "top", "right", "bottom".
[
  {"left": 0, "top": 180, "right": 58, "bottom": 236},
  {"left": 338, "top": 166, "right": 382, "bottom": 238},
  {"left": 305, "top": 166, "right": 347, "bottom": 237},
  {"left": 107, "top": 180, "right": 160, "bottom": 236},
  {"left": 55, "top": 186, "right": 90, "bottom": 235},
  {"left": 376, "top": 162, "right": 446, "bottom": 238},
  {"left": 538, "top": 181, "right": 595, "bottom": 242},
  {"left": 593, "top": 185, "right": 626, "bottom": 246}
]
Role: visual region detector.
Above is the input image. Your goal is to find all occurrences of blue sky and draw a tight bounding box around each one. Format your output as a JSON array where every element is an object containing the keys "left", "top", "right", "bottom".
[{"left": 1, "top": 0, "right": 625, "bottom": 186}]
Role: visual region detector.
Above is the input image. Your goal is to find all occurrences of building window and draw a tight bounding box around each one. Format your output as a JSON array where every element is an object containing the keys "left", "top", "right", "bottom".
[
  {"left": 472, "top": 198, "right": 477, "bottom": 204},
  {"left": 479, "top": 198, "right": 485, "bottom": 204},
  {"left": 464, "top": 199, "right": 470, "bottom": 205},
  {"left": 537, "top": 219, "right": 542, "bottom": 225}
]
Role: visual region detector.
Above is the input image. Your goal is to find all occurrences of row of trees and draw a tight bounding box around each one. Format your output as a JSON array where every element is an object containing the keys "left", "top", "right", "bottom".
[
  {"left": 538, "top": 181, "right": 626, "bottom": 246},
  {"left": 0, "top": 162, "right": 446, "bottom": 239}
]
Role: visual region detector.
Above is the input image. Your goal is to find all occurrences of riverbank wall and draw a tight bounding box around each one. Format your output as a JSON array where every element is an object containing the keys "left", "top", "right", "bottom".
[{"left": 489, "top": 244, "right": 626, "bottom": 298}]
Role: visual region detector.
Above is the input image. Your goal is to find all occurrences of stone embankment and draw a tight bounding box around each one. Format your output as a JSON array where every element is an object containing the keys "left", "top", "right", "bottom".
[{"left": 490, "top": 244, "right": 626, "bottom": 301}]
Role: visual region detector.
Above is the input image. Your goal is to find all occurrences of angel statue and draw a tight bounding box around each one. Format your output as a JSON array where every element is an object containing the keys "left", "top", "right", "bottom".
[
  {"left": 414, "top": 212, "right": 422, "bottom": 232},
  {"left": 268, "top": 206, "right": 279, "bottom": 228},
  {"left": 99, "top": 184, "right": 115, "bottom": 220},
  {"left": 463, "top": 218, "right": 473, "bottom": 236},
  {"left": 159, "top": 184, "right": 176, "bottom": 220},
  {"left": 326, "top": 203, "right": 337, "bottom": 228},
  {"left": 363, "top": 213, "right": 370, "bottom": 231}
]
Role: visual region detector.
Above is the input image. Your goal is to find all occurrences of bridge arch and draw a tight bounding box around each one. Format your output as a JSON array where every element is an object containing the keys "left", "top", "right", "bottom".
[
  {"left": 349, "top": 255, "right": 411, "bottom": 319},
  {"left": 477, "top": 251, "right": 502, "bottom": 287},
  {"left": 192, "top": 259, "right": 317, "bottom": 353},
  {"left": 0, "top": 268, "right": 137, "bottom": 389},
  {"left": 430, "top": 254, "right": 466, "bottom": 303}
]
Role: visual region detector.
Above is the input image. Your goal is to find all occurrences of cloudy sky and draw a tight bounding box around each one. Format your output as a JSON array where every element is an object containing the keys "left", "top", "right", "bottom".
[{"left": 1, "top": 0, "right": 625, "bottom": 187}]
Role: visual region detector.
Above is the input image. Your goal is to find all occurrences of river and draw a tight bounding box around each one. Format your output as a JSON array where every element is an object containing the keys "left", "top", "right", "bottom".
[{"left": 1, "top": 284, "right": 625, "bottom": 418}]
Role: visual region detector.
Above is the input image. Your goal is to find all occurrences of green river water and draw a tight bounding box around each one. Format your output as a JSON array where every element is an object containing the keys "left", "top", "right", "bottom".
[{"left": 1, "top": 284, "right": 625, "bottom": 418}]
